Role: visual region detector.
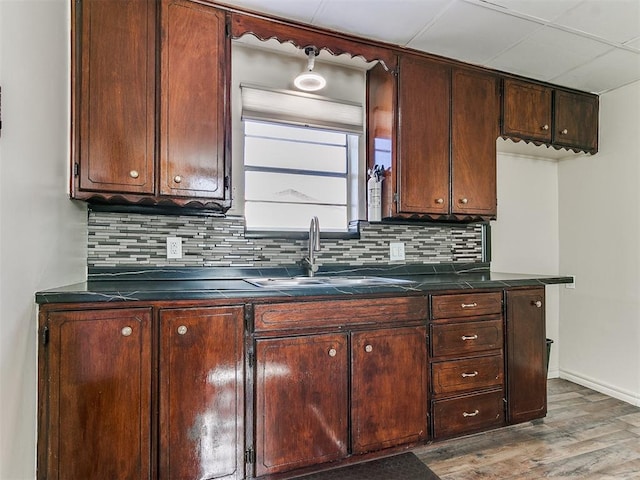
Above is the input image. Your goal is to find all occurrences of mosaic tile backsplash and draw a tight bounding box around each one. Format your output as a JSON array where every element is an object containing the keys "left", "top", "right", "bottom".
[{"left": 87, "top": 212, "right": 484, "bottom": 268}]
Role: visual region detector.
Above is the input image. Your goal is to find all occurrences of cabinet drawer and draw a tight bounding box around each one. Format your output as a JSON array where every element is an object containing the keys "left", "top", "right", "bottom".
[
  {"left": 431, "top": 318, "right": 503, "bottom": 357},
  {"left": 253, "top": 296, "right": 427, "bottom": 332},
  {"left": 432, "top": 390, "right": 505, "bottom": 438},
  {"left": 432, "top": 355, "right": 504, "bottom": 395},
  {"left": 431, "top": 292, "right": 502, "bottom": 319}
]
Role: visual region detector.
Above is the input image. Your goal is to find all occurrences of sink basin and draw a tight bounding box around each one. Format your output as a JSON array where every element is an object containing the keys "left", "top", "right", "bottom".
[{"left": 245, "top": 276, "right": 414, "bottom": 288}]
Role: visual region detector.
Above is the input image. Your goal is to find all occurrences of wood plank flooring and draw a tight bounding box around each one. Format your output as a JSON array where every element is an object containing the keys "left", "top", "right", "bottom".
[{"left": 414, "top": 379, "right": 640, "bottom": 479}]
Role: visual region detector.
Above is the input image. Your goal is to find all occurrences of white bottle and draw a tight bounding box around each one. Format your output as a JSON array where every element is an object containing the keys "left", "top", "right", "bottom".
[{"left": 367, "top": 170, "right": 382, "bottom": 222}]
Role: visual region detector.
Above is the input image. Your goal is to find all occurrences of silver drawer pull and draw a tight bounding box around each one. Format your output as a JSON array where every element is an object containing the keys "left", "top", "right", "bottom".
[
  {"left": 461, "top": 302, "right": 478, "bottom": 308},
  {"left": 461, "top": 371, "right": 478, "bottom": 378},
  {"left": 461, "top": 334, "right": 478, "bottom": 341},
  {"left": 463, "top": 409, "right": 479, "bottom": 417}
]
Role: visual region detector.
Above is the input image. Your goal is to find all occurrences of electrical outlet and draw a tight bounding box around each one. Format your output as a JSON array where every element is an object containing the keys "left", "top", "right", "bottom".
[
  {"left": 166, "top": 237, "right": 183, "bottom": 259},
  {"left": 565, "top": 275, "right": 576, "bottom": 289},
  {"left": 389, "top": 242, "right": 405, "bottom": 262}
]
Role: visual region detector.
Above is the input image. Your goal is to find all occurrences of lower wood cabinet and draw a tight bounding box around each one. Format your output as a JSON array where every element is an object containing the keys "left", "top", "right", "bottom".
[
  {"left": 506, "top": 287, "right": 547, "bottom": 424},
  {"left": 253, "top": 325, "right": 427, "bottom": 478},
  {"left": 38, "top": 305, "right": 244, "bottom": 480}
]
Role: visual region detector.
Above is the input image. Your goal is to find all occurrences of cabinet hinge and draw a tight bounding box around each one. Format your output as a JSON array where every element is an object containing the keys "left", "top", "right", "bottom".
[
  {"left": 244, "top": 304, "right": 254, "bottom": 332},
  {"left": 245, "top": 448, "right": 255, "bottom": 464},
  {"left": 73, "top": 162, "right": 79, "bottom": 177},
  {"left": 40, "top": 326, "right": 49, "bottom": 346},
  {"left": 247, "top": 351, "right": 255, "bottom": 368},
  {"left": 393, "top": 192, "right": 399, "bottom": 203},
  {"left": 224, "top": 175, "right": 230, "bottom": 191}
]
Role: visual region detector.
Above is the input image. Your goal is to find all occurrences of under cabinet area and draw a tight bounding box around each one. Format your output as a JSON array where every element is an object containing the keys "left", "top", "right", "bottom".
[
  {"left": 38, "top": 304, "right": 245, "bottom": 480},
  {"left": 251, "top": 297, "right": 428, "bottom": 478}
]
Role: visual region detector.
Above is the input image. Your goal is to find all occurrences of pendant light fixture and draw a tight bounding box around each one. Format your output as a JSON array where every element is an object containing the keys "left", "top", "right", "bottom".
[{"left": 294, "top": 46, "right": 326, "bottom": 92}]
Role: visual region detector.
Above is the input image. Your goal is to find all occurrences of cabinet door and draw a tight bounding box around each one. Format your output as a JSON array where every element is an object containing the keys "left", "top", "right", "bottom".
[
  {"left": 351, "top": 326, "right": 428, "bottom": 454},
  {"left": 502, "top": 78, "right": 552, "bottom": 142},
  {"left": 506, "top": 288, "right": 547, "bottom": 423},
  {"left": 255, "top": 334, "right": 348, "bottom": 477},
  {"left": 554, "top": 90, "right": 598, "bottom": 152},
  {"left": 451, "top": 69, "right": 499, "bottom": 217},
  {"left": 75, "top": 0, "right": 155, "bottom": 194},
  {"left": 159, "top": 306, "right": 244, "bottom": 480},
  {"left": 160, "top": 0, "right": 228, "bottom": 199},
  {"left": 44, "top": 308, "right": 152, "bottom": 479},
  {"left": 397, "top": 55, "right": 450, "bottom": 215}
]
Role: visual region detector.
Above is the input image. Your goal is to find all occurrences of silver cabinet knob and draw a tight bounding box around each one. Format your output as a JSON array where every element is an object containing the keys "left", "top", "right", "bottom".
[
  {"left": 435, "top": 198, "right": 444, "bottom": 204},
  {"left": 560, "top": 128, "right": 568, "bottom": 135},
  {"left": 364, "top": 344, "right": 373, "bottom": 353},
  {"left": 459, "top": 198, "right": 468, "bottom": 204},
  {"left": 121, "top": 326, "right": 133, "bottom": 337},
  {"left": 541, "top": 124, "right": 549, "bottom": 131},
  {"left": 173, "top": 175, "right": 182, "bottom": 183},
  {"left": 328, "top": 348, "right": 337, "bottom": 357},
  {"left": 177, "top": 325, "right": 188, "bottom": 335},
  {"left": 129, "top": 170, "right": 139, "bottom": 179},
  {"left": 533, "top": 300, "right": 542, "bottom": 308}
]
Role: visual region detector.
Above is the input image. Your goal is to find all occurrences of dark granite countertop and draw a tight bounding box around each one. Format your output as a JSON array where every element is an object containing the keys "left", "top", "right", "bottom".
[{"left": 35, "top": 263, "right": 574, "bottom": 304}]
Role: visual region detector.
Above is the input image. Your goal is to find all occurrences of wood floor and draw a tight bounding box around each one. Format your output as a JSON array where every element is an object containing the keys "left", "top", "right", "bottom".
[{"left": 414, "top": 379, "right": 640, "bottom": 479}]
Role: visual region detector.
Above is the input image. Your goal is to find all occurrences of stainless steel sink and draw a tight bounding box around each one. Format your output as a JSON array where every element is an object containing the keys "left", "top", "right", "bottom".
[{"left": 245, "top": 276, "right": 414, "bottom": 288}]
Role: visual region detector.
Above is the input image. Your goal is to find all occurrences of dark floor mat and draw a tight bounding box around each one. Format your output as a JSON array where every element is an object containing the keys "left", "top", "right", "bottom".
[{"left": 293, "top": 452, "right": 441, "bottom": 480}]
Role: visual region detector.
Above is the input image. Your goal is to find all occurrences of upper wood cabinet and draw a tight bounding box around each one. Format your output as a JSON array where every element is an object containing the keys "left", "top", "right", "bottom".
[
  {"left": 502, "top": 78, "right": 598, "bottom": 154},
  {"left": 451, "top": 68, "right": 499, "bottom": 217},
  {"left": 368, "top": 55, "right": 499, "bottom": 221},
  {"left": 72, "top": 0, "right": 231, "bottom": 210},
  {"left": 553, "top": 90, "right": 599, "bottom": 153}
]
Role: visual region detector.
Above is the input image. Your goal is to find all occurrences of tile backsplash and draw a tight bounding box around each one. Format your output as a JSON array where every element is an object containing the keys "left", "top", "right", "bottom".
[{"left": 87, "top": 212, "right": 484, "bottom": 268}]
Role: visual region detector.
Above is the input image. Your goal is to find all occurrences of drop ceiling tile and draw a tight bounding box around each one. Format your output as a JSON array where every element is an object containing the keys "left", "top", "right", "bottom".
[
  {"left": 553, "top": 0, "right": 640, "bottom": 44},
  {"left": 487, "top": 26, "right": 612, "bottom": 81},
  {"left": 215, "top": 0, "right": 323, "bottom": 24},
  {"left": 407, "top": 0, "right": 542, "bottom": 64},
  {"left": 466, "top": 0, "right": 582, "bottom": 23},
  {"left": 550, "top": 48, "right": 640, "bottom": 93},
  {"left": 311, "top": 0, "right": 451, "bottom": 45}
]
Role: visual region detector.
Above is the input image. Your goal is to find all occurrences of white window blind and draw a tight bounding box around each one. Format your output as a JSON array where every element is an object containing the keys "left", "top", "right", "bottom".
[{"left": 240, "top": 84, "right": 364, "bottom": 134}]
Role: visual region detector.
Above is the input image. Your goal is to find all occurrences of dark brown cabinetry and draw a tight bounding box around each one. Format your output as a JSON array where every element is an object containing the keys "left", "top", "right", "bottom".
[
  {"left": 252, "top": 298, "right": 428, "bottom": 478},
  {"left": 368, "top": 56, "right": 499, "bottom": 221},
  {"left": 506, "top": 288, "right": 547, "bottom": 424},
  {"left": 38, "top": 305, "right": 244, "bottom": 480},
  {"left": 72, "top": 0, "right": 230, "bottom": 209},
  {"left": 41, "top": 308, "right": 153, "bottom": 479},
  {"left": 429, "top": 292, "right": 506, "bottom": 439},
  {"left": 502, "top": 78, "right": 598, "bottom": 153},
  {"left": 255, "top": 334, "right": 349, "bottom": 477}
]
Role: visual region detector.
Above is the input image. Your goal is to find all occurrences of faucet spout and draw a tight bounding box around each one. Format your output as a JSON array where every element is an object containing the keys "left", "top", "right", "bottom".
[{"left": 305, "top": 216, "right": 320, "bottom": 276}]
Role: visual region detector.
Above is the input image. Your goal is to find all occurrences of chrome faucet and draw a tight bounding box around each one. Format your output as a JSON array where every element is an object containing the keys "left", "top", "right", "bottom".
[{"left": 303, "top": 216, "right": 320, "bottom": 276}]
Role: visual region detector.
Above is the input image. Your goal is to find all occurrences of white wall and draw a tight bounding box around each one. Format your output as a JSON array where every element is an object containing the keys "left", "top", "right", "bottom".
[
  {"left": 558, "top": 80, "right": 640, "bottom": 406},
  {"left": 491, "top": 145, "right": 562, "bottom": 377},
  {"left": 0, "top": 1, "right": 87, "bottom": 478}
]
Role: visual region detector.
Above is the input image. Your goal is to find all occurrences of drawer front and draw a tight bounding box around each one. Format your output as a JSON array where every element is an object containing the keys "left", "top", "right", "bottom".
[
  {"left": 431, "top": 318, "right": 503, "bottom": 357},
  {"left": 432, "top": 390, "right": 505, "bottom": 438},
  {"left": 253, "top": 296, "right": 427, "bottom": 332},
  {"left": 431, "top": 292, "right": 502, "bottom": 319},
  {"left": 432, "top": 355, "right": 504, "bottom": 395}
]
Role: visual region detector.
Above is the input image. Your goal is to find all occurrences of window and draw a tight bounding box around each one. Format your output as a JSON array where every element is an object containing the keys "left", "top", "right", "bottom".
[
  {"left": 244, "top": 121, "right": 359, "bottom": 232},
  {"left": 241, "top": 85, "right": 364, "bottom": 233}
]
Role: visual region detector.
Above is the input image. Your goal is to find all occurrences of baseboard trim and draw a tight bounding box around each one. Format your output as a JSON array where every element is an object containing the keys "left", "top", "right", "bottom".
[{"left": 559, "top": 369, "right": 640, "bottom": 407}]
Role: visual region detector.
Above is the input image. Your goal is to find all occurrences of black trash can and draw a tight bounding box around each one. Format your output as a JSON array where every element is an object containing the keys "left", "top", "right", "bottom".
[{"left": 546, "top": 338, "right": 554, "bottom": 374}]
